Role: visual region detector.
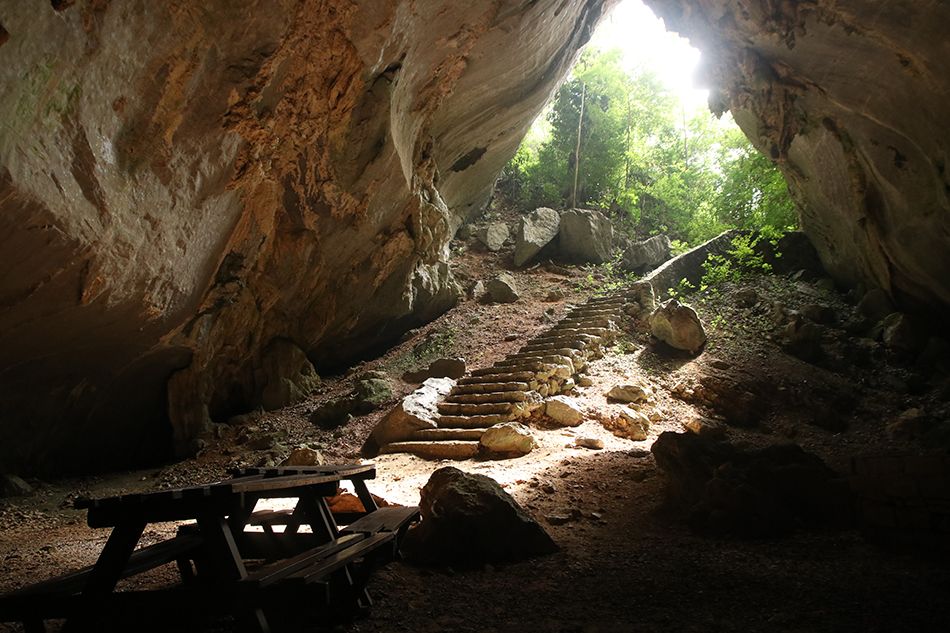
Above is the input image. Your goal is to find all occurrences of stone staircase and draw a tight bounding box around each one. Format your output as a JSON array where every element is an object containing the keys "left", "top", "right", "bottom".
[{"left": 378, "top": 285, "right": 651, "bottom": 460}]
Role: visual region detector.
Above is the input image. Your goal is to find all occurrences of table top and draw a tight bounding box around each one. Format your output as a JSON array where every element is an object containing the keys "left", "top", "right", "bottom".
[{"left": 75, "top": 463, "right": 376, "bottom": 528}]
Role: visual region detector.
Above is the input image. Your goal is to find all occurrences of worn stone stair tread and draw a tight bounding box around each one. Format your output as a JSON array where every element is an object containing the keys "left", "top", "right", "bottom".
[
  {"left": 495, "top": 354, "right": 572, "bottom": 368},
  {"left": 408, "top": 428, "right": 485, "bottom": 441},
  {"left": 437, "top": 402, "right": 514, "bottom": 415},
  {"left": 380, "top": 441, "right": 480, "bottom": 460},
  {"left": 508, "top": 347, "right": 581, "bottom": 360},
  {"left": 458, "top": 371, "right": 536, "bottom": 384},
  {"left": 437, "top": 413, "right": 513, "bottom": 428},
  {"left": 444, "top": 391, "right": 527, "bottom": 404},
  {"left": 451, "top": 381, "right": 529, "bottom": 394},
  {"left": 520, "top": 340, "right": 589, "bottom": 353}
]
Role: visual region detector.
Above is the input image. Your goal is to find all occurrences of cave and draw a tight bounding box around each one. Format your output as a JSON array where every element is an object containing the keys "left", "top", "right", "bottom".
[{"left": 1, "top": 0, "right": 949, "bottom": 631}]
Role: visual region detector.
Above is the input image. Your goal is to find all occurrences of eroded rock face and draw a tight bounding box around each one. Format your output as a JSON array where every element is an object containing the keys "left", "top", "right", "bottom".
[
  {"left": 646, "top": 0, "right": 950, "bottom": 315},
  {"left": 0, "top": 0, "right": 608, "bottom": 472}
]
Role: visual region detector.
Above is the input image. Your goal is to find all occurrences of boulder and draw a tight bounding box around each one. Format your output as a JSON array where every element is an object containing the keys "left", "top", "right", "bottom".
[
  {"left": 483, "top": 273, "right": 520, "bottom": 304},
  {"left": 256, "top": 339, "right": 321, "bottom": 411},
  {"left": 606, "top": 383, "right": 651, "bottom": 403},
  {"left": 402, "top": 357, "right": 467, "bottom": 383},
  {"left": 882, "top": 313, "right": 925, "bottom": 355},
  {"left": 544, "top": 396, "right": 584, "bottom": 427},
  {"left": 651, "top": 432, "right": 853, "bottom": 537},
  {"left": 513, "top": 207, "right": 560, "bottom": 266},
  {"left": 402, "top": 467, "right": 558, "bottom": 565},
  {"left": 629, "top": 281, "right": 657, "bottom": 313},
  {"left": 857, "top": 288, "right": 896, "bottom": 324},
  {"left": 475, "top": 222, "right": 510, "bottom": 252},
  {"left": 362, "top": 378, "right": 455, "bottom": 456},
  {"left": 480, "top": 422, "right": 536, "bottom": 457},
  {"left": 649, "top": 299, "right": 707, "bottom": 355},
  {"left": 623, "top": 234, "right": 671, "bottom": 272},
  {"left": 309, "top": 396, "right": 358, "bottom": 428},
  {"left": 575, "top": 437, "right": 604, "bottom": 450},
  {"left": 557, "top": 208, "right": 614, "bottom": 264},
  {"left": 0, "top": 474, "right": 34, "bottom": 498},
  {"left": 354, "top": 374, "right": 394, "bottom": 412}
]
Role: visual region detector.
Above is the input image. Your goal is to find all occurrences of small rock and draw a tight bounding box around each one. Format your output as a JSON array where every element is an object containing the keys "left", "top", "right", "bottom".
[
  {"left": 544, "top": 396, "right": 585, "bottom": 427},
  {"left": 280, "top": 446, "right": 325, "bottom": 467},
  {"left": 815, "top": 277, "right": 837, "bottom": 293},
  {"left": 683, "top": 416, "right": 727, "bottom": 439},
  {"left": 575, "top": 437, "right": 604, "bottom": 450},
  {"left": 545, "top": 288, "right": 566, "bottom": 302},
  {"left": 882, "top": 312, "right": 925, "bottom": 354},
  {"left": 544, "top": 513, "right": 576, "bottom": 526},
  {"left": 802, "top": 304, "right": 837, "bottom": 325},
  {"left": 483, "top": 273, "right": 520, "bottom": 304},
  {"left": 858, "top": 288, "right": 895, "bottom": 323},
  {"left": 649, "top": 299, "right": 707, "bottom": 355},
  {"left": 606, "top": 382, "right": 651, "bottom": 403},
  {"left": 708, "top": 358, "right": 731, "bottom": 370},
  {"left": 310, "top": 396, "right": 358, "bottom": 428},
  {"left": 735, "top": 288, "right": 759, "bottom": 308},
  {"left": 480, "top": 422, "right": 536, "bottom": 457},
  {"left": 476, "top": 222, "right": 509, "bottom": 251},
  {"left": 608, "top": 407, "right": 651, "bottom": 441},
  {"left": 576, "top": 376, "right": 594, "bottom": 388}
]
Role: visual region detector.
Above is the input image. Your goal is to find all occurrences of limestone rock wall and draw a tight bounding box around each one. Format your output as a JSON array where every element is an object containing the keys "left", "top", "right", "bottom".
[
  {"left": 646, "top": 0, "right": 950, "bottom": 315},
  {"left": 0, "top": 0, "right": 608, "bottom": 472}
]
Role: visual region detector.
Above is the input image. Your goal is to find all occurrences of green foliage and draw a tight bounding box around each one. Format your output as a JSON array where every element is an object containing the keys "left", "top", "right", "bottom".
[
  {"left": 699, "top": 232, "right": 779, "bottom": 291},
  {"left": 576, "top": 250, "right": 640, "bottom": 296},
  {"left": 666, "top": 277, "right": 697, "bottom": 300},
  {"left": 501, "top": 47, "right": 800, "bottom": 248}
]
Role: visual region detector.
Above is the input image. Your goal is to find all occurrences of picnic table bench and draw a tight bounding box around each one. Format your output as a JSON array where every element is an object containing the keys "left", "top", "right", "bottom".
[{"left": 0, "top": 463, "right": 419, "bottom": 632}]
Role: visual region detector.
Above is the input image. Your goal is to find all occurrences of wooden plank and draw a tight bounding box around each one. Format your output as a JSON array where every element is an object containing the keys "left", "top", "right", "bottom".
[
  {"left": 351, "top": 479, "right": 379, "bottom": 513},
  {"left": 231, "top": 464, "right": 376, "bottom": 480},
  {"left": 243, "top": 534, "right": 365, "bottom": 588},
  {"left": 341, "top": 506, "right": 420, "bottom": 536},
  {"left": 287, "top": 533, "right": 395, "bottom": 585},
  {"left": 230, "top": 474, "right": 344, "bottom": 494}
]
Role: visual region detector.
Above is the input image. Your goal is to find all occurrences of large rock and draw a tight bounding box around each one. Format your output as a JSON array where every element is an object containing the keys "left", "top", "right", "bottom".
[
  {"left": 649, "top": 299, "right": 707, "bottom": 355},
  {"left": 651, "top": 432, "right": 853, "bottom": 537},
  {"left": 483, "top": 273, "right": 520, "bottom": 304},
  {"left": 0, "top": 474, "right": 33, "bottom": 498},
  {"left": 647, "top": 0, "right": 950, "bottom": 316},
  {"left": 557, "top": 208, "right": 614, "bottom": 264},
  {"left": 0, "top": 0, "right": 607, "bottom": 473},
  {"left": 544, "top": 396, "right": 584, "bottom": 427},
  {"left": 256, "top": 339, "right": 321, "bottom": 411},
  {"left": 606, "top": 383, "right": 652, "bottom": 403},
  {"left": 475, "top": 223, "right": 509, "bottom": 252},
  {"left": 479, "top": 422, "right": 536, "bottom": 457},
  {"left": 362, "top": 377, "right": 455, "bottom": 456},
  {"left": 402, "top": 467, "right": 558, "bottom": 565},
  {"left": 623, "top": 234, "right": 671, "bottom": 272},
  {"left": 402, "top": 357, "right": 467, "bottom": 383},
  {"left": 513, "top": 207, "right": 561, "bottom": 266}
]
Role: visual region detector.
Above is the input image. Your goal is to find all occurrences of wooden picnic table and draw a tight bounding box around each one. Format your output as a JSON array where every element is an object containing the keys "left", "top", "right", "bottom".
[{"left": 0, "top": 463, "right": 420, "bottom": 633}]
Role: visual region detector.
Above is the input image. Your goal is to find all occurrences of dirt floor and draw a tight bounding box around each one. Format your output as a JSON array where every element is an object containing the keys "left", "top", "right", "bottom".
[{"left": 2, "top": 211, "right": 950, "bottom": 632}]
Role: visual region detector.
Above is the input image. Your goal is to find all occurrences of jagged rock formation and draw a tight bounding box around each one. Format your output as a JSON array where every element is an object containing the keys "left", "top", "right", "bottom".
[
  {"left": 646, "top": 0, "right": 950, "bottom": 315},
  {"left": 0, "top": 0, "right": 609, "bottom": 472}
]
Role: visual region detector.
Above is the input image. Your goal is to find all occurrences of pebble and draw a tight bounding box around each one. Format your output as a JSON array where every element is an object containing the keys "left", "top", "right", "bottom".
[{"left": 575, "top": 438, "right": 604, "bottom": 450}]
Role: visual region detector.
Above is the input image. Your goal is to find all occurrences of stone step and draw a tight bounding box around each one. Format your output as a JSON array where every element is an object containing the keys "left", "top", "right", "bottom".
[
  {"left": 437, "top": 402, "right": 514, "bottom": 415},
  {"left": 379, "top": 441, "right": 480, "bottom": 460},
  {"left": 471, "top": 362, "right": 545, "bottom": 376},
  {"left": 457, "top": 371, "right": 537, "bottom": 384},
  {"left": 451, "top": 381, "right": 529, "bottom": 394},
  {"left": 437, "top": 414, "right": 512, "bottom": 428},
  {"left": 408, "top": 428, "right": 485, "bottom": 441},
  {"left": 495, "top": 354, "right": 573, "bottom": 369},
  {"left": 444, "top": 391, "right": 527, "bottom": 404},
  {"left": 541, "top": 326, "right": 609, "bottom": 338},
  {"left": 506, "top": 348, "right": 580, "bottom": 361},
  {"left": 520, "top": 339, "right": 589, "bottom": 353},
  {"left": 565, "top": 306, "right": 624, "bottom": 317},
  {"left": 557, "top": 316, "right": 614, "bottom": 328},
  {"left": 527, "top": 333, "right": 602, "bottom": 347}
]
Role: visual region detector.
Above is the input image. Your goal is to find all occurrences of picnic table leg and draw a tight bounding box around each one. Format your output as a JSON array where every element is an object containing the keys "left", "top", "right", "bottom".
[
  {"left": 63, "top": 519, "right": 146, "bottom": 632},
  {"left": 195, "top": 514, "right": 247, "bottom": 581},
  {"left": 293, "top": 495, "right": 339, "bottom": 541},
  {"left": 351, "top": 479, "right": 379, "bottom": 513}
]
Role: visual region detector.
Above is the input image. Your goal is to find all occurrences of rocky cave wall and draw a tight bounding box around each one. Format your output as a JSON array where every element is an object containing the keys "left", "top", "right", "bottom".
[
  {"left": 646, "top": 0, "right": 950, "bottom": 315},
  {"left": 2, "top": 0, "right": 948, "bottom": 475},
  {"left": 0, "top": 0, "right": 609, "bottom": 473}
]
